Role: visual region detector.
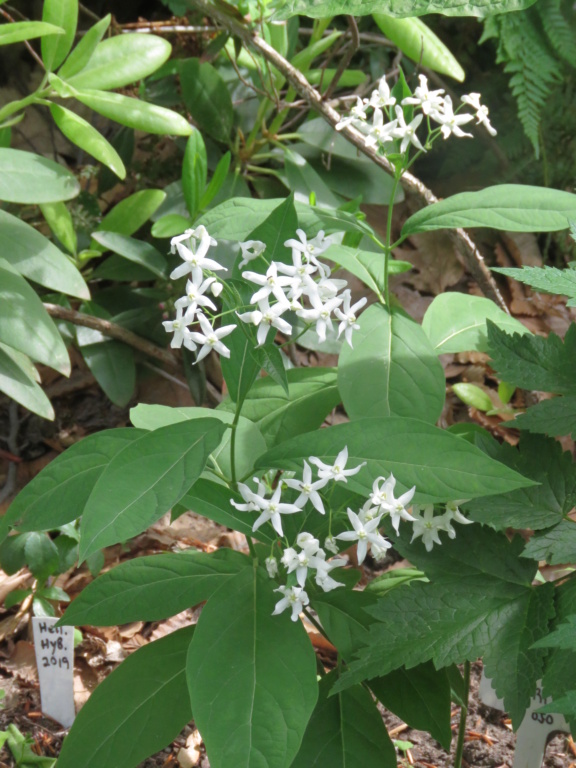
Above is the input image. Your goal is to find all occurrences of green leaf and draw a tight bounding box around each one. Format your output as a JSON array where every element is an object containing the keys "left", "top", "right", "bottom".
[
  {"left": 542, "top": 580, "right": 576, "bottom": 708},
  {"left": 492, "top": 265, "right": 576, "bottom": 307},
  {"left": 8, "top": 429, "right": 145, "bottom": 536},
  {"left": 91, "top": 231, "right": 167, "bottom": 278},
  {"left": 465, "top": 433, "right": 576, "bottom": 530},
  {"left": 180, "top": 58, "right": 234, "bottom": 144},
  {"left": 218, "top": 367, "right": 341, "bottom": 449},
  {"left": 61, "top": 549, "right": 249, "bottom": 626},
  {"left": 294, "top": 671, "right": 396, "bottom": 768},
  {"left": 274, "top": 0, "right": 537, "bottom": 18},
  {"left": 56, "top": 627, "right": 194, "bottom": 768},
  {"left": 257, "top": 417, "right": 535, "bottom": 504},
  {"left": 40, "top": 201, "right": 77, "bottom": 255},
  {"left": 130, "top": 404, "right": 267, "bottom": 482},
  {"left": 151, "top": 213, "right": 192, "bottom": 238},
  {"left": 24, "top": 531, "right": 59, "bottom": 578},
  {"left": 0, "top": 21, "right": 64, "bottom": 47},
  {"left": 322, "top": 243, "right": 410, "bottom": 298},
  {"left": 373, "top": 14, "right": 465, "bottom": 80},
  {"left": 79, "top": 418, "right": 227, "bottom": 560},
  {"left": 200, "top": 151, "right": 231, "bottom": 209},
  {"left": 93, "top": 189, "right": 166, "bottom": 250},
  {"left": 73, "top": 88, "right": 192, "bottom": 136},
  {"left": 0, "top": 209, "right": 86, "bottom": 297},
  {"left": 402, "top": 185, "right": 576, "bottom": 236},
  {"left": 0, "top": 148, "right": 79, "bottom": 203},
  {"left": 67, "top": 33, "right": 171, "bottom": 90},
  {"left": 57, "top": 14, "right": 111, "bottom": 80},
  {"left": 422, "top": 293, "right": 528, "bottom": 353},
  {"left": 533, "top": 615, "right": 576, "bottom": 650},
  {"left": 522, "top": 519, "right": 576, "bottom": 565},
  {"left": 283, "top": 148, "right": 342, "bottom": 209},
  {"left": 0, "top": 343, "right": 54, "bottom": 421},
  {"left": 487, "top": 321, "right": 576, "bottom": 394},
  {"left": 512, "top": 395, "right": 576, "bottom": 438},
  {"left": 452, "top": 383, "right": 492, "bottom": 411},
  {"left": 41, "top": 0, "right": 77, "bottom": 71},
  {"left": 182, "top": 128, "right": 207, "bottom": 218},
  {"left": 0, "top": 258, "right": 70, "bottom": 374},
  {"left": 338, "top": 304, "right": 445, "bottom": 423},
  {"left": 186, "top": 565, "right": 318, "bottom": 768},
  {"left": 49, "top": 104, "right": 125, "bottom": 179},
  {"left": 334, "top": 526, "right": 555, "bottom": 728},
  {"left": 80, "top": 341, "right": 135, "bottom": 407}
]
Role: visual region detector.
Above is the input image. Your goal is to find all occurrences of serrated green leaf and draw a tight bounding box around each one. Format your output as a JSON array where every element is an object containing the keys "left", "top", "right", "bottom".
[
  {"left": 274, "top": 0, "right": 537, "bottom": 19},
  {"left": 67, "top": 33, "right": 171, "bottom": 90},
  {"left": 533, "top": 615, "right": 576, "bottom": 650},
  {"left": 0, "top": 148, "right": 79, "bottom": 203},
  {"left": 0, "top": 21, "right": 64, "bottom": 47},
  {"left": 338, "top": 304, "right": 445, "bottom": 423},
  {"left": 423, "top": 293, "right": 528, "bottom": 353},
  {"left": 61, "top": 549, "right": 248, "bottom": 626},
  {"left": 92, "top": 231, "right": 167, "bottom": 277},
  {"left": 41, "top": 0, "right": 77, "bottom": 70},
  {"left": 186, "top": 565, "right": 318, "bottom": 768},
  {"left": 58, "top": 14, "right": 111, "bottom": 80},
  {"left": 513, "top": 395, "right": 576, "bottom": 439},
  {"left": 402, "top": 185, "right": 576, "bottom": 236},
  {"left": 295, "top": 671, "right": 396, "bottom": 768},
  {"left": 180, "top": 59, "right": 234, "bottom": 144},
  {"left": 79, "top": 419, "right": 227, "bottom": 559},
  {"left": 257, "top": 417, "right": 535, "bottom": 503},
  {"left": 465, "top": 434, "right": 576, "bottom": 530},
  {"left": 487, "top": 321, "right": 576, "bottom": 394},
  {"left": 522, "top": 519, "right": 576, "bottom": 565},
  {"left": 218, "top": 367, "right": 341, "bottom": 449},
  {"left": 0, "top": 343, "right": 54, "bottom": 421},
  {"left": 0, "top": 258, "right": 70, "bottom": 374},
  {"left": 542, "top": 580, "right": 576, "bottom": 708},
  {"left": 56, "top": 627, "right": 194, "bottom": 768},
  {"left": 493, "top": 265, "right": 576, "bottom": 305}
]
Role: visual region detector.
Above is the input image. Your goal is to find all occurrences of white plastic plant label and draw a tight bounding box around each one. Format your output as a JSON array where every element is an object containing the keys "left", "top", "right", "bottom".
[
  {"left": 479, "top": 671, "right": 570, "bottom": 768},
  {"left": 32, "top": 616, "right": 75, "bottom": 728}
]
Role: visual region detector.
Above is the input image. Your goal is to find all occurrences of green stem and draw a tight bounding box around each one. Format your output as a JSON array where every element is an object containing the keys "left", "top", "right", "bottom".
[
  {"left": 0, "top": 92, "right": 40, "bottom": 123},
  {"left": 454, "top": 661, "right": 471, "bottom": 768},
  {"left": 383, "top": 173, "right": 402, "bottom": 307},
  {"left": 229, "top": 398, "right": 243, "bottom": 489}
]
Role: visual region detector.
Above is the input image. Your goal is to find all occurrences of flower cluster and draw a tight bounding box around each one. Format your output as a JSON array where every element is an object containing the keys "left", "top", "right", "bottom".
[
  {"left": 162, "top": 226, "right": 235, "bottom": 363},
  {"left": 231, "top": 448, "right": 474, "bottom": 620},
  {"left": 336, "top": 73, "right": 496, "bottom": 159},
  {"left": 237, "top": 229, "right": 367, "bottom": 348}
]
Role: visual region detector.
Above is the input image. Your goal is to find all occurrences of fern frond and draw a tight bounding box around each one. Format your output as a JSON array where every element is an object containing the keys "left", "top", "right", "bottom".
[{"left": 537, "top": 0, "right": 576, "bottom": 67}]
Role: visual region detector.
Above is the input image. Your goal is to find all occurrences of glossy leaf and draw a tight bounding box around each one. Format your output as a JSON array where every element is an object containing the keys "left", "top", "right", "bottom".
[
  {"left": 338, "top": 304, "right": 445, "bottom": 423},
  {"left": 93, "top": 189, "right": 166, "bottom": 251},
  {"left": 373, "top": 14, "right": 465, "bottom": 80},
  {"left": 151, "top": 213, "right": 192, "bottom": 238},
  {"left": 182, "top": 129, "right": 207, "bottom": 218},
  {"left": 0, "top": 21, "right": 63, "bottom": 47},
  {"left": 274, "top": 0, "right": 539, "bottom": 18},
  {"left": 0, "top": 343, "right": 54, "bottom": 421},
  {"left": 284, "top": 148, "right": 342, "bottom": 209},
  {"left": 50, "top": 103, "right": 126, "bottom": 178},
  {"left": 402, "top": 185, "right": 576, "bottom": 236},
  {"left": 452, "top": 383, "right": 492, "bottom": 411},
  {"left": 61, "top": 549, "right": 249, "bottom": 626},
  {"left": 0, "top": 258, "right": 70, "bottom": 374},
  {"left": 80, "top": 340, "right": 135, "bottom": 407},
  {"left": 0, "top": 148, "right": 79, "bottom": 203},
  {"left": 57, "top": 14, "right": 111, "bottom": 79},
  {"left": 423, "top": 293, "right": 527, "bottom": 353},
  {"left": 56, "top": 627, "right": 194, "bottom": 768},
  {"left": 67, "top": 33, "right": 171, "bottom": 90},
  {"left": 74, "top": 88, "right": 192, "bottom": 136},
  {"left": 39, "top": 201, "right": 77, "bottom": 255},
  {"left": 92, "top": 231, "right": 167, "bottom": 277},
  {"left": 79, "top": 419, "right": 227, "bottom": 559},
  {"left": 0, "top": 209, "right": 87, "bottom": 297},
  {"left": 180, "top": 58, "right": 234, "bottom": 144},
  {"left": 323, "top": 243, "right": 410, "bottom": 298},
  {"left": 41, "top": 0, "right": 78, "bottom": 71},
  {"left": 295, "top": 671, "right": 396, "bottom": 767},
  {"left": 187, "top": 565, "right": 318, "bottom": 768},
  {"left": 200, "top": 151, "right": 231, "bottom": 209},
  {"left": 10, "top": 429, "right": 145, "bottom": 535},
  {"left": 257, "top": 417, "right": 534, "bottom": 503}
]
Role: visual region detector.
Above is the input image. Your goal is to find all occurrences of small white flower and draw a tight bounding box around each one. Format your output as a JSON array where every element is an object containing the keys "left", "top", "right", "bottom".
[
  {"left": 162, "top": 306, "right": 188, "bottom": 349},
  {"left": 175, "top": 276, "right": 218, "bottom": 318},
  {"left": 364, "top": 108, "right": 398, "bottom": 150},
  {"left": 243, "top": 262, "right": 293, "bottom": 306},
  {"left": 265, "top": 556, "right": 279, "bottom": 578},
  {"left": 335, "top": 97, "right": 369, "bottom": 131},
  {"left": 402, "top": 74, "right": 445, "bottom": 116},
  {"left": 284, "top": 230, "right": 332, "bottom": 267},
  {"left": 187, "top": 314, "right": 236, "bottom": 363},
  {"left": 440, "top": 500, "right": 473, "bottom": 538},
  {"left": 411, "top": 504, "right": 443, "bottom": 551},
  {"left": 238, "top": 239, "right": 266, "bottom": 269},
  {"left": 335, "top": 508, "right": 391, "bottom": 564},
  {"left": 310, "top": 446, "right": 366, "bottom": 483},
  {"left": 211, "top": 282, "right": 223, "bottom": 297},
  {"left": 434, "top": 95, "right": 474, "bottom": 139},
  {"left": 230, "top": 478, "right": 267, "bottom": 512},
  {"left": 251, "top": 485, "right": 301, "bottom": 537},
  {"left": 170, "top": 226, "right": 224, "bottom": 282},
  {"left": 282, "top": 537, "right": 322, "bottom": 587},
  {"left": 370, "top": 76, "right": 397, "bottom": 109},
  {"left": 334, "top": 290, "right": 367, "bottom": 347},
  {"left": 272, "top": 585, "right": 309, "bottom": 621},
  {"left": 296, "top": 293, "right": 342, "bottom": 343},
  {"left": 370, "top": 474, "right": 416, "bottom": 534},
  {"left": 461, "top": 92, "right": 497, "bottom": 136},
  {"left": 285, "top": 460, "right": 329, "bottom": 514},
  {"left": 237, "top": 299, "right": 292, "bottom": 347},
  {"left": 314, "top": 550, "right": 347, "bottom": 592},
  {"left": 324, "top": 535, "right": 339, "bottom": 555},
  {"left": 358, "top": 498, "right": 381, "bottom": 524},
  {"left": 392, "top": 106, "right": 425, "bottom": 153}
]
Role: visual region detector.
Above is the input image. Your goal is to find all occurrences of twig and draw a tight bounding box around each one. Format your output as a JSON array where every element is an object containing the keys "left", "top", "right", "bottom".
[
  {"left": 323, "top": 16, "right": 359, "bottom": 100},
  {"left": 186, "top": 0, "right": 508, "bottom": 312}
]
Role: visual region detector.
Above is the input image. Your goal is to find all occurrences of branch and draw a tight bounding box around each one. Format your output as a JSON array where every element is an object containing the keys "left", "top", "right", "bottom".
[{"left": 188, "top": 0, "right": 508, "bottom": 312}]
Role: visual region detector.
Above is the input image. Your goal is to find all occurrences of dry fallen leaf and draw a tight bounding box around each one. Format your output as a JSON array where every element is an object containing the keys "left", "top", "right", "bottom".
[{"left": 394, "top": 231, "right": 464, "bottom": 295}]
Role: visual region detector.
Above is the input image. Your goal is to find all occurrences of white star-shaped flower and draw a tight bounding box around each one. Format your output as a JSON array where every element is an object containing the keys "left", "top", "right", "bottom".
[
  {"left": 402, "top": 74, "right": 445, "bottom": 116},
  {"left": 335, "top": 508, "right": 391, "bottom": 564},
  {"left": 461, "top": 92, "right": 497, "bottom": 136},
  {"left": 250, "top": 485, "right": 301, "bottom": 537},
  {"left": 392, "top": 106, "right": 425, "bottom": 154},
  {"left": 369, "top": 474, "right": 416, "bottom": 533},
  {"left": 170, "top": 225, "right": 224, "bottom": 282},
  {"left": 187, "top": 314, "right": 236, "bottom": 363},
  {"left": 309, "top": 446, "right": 365, "bottom": 483},
  {"left": 434, "top": 95, "right": 474, "bottom": 139},
  {"left": 334, "top": 290, "right": 367, "bottom": 347},
  {"left": 238, "top": 239, "right": 266, "bottom": 269},
  {"left": 284, "top": 460, "right": 329, "bottom": 514},
  {"left": 272, "top": 585, "right": 309, "bottom": 621},
  {"left": 411, "top": 504, "right": 443, "bottom": 551},
  {"left": 369, "top": 76, "right": 397, "bottom": 109}
]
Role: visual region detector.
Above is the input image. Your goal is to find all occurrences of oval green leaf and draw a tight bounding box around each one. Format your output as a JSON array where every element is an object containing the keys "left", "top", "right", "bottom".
[
  {"left": 91, "top": 231, "right": 167, "bottom": 277},
  {"left": 0, "top": 21, "right": 63, "bottom": 47},
  {"left": 0, "top": 343, "right": 54, "bottom": 421},
  {"left": 67, "top": 33, "right": 171, "bottom": 90},
  {"left": 180, "top": 58, "right": 234, "bottom": 144},
  {"left": 41, "top": 0, "right": 78, "bottom": 71},
  {"left": 57, "top": 14, "right": 111, "bottom": 80},
  {"left": 73, "top": 88, "right": 192, "bottom": 136},
  {"left": 40, "top": 201, "right": 77, "bottom": 255},
  {"left": 338, "top": 304, "right": 445, "bottom": 423},
  {"left": 50, "top": 103, "right": 126, "bottom": 178},
  {"left": 0, "top": 147, "right": 79, "bottom": 203},
  {"left": 422, "top": 293, "right": 528, "bottom": 353},
  {"left": 151, "top": 213, "right": 192, "bottom": 238},
  {"left": 182, "top": 128, "right": 207, "bottom": 218},
  {"left": 402, "top": 185, "right": 576, "bottom": 236},
  {"left": 80, "top": 341, "right": 135, "bottom": 407}
]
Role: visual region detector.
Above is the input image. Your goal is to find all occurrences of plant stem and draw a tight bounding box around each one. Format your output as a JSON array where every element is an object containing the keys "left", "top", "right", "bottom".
[
  {"left": 229, "top": 399, "right": 242, "bottom": 489},
  {"left": 454, "top": 661, "right": 471, "bottom": 768},
  {"left": 383, "top": 173, "right": 401, "bottom": 307}
]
